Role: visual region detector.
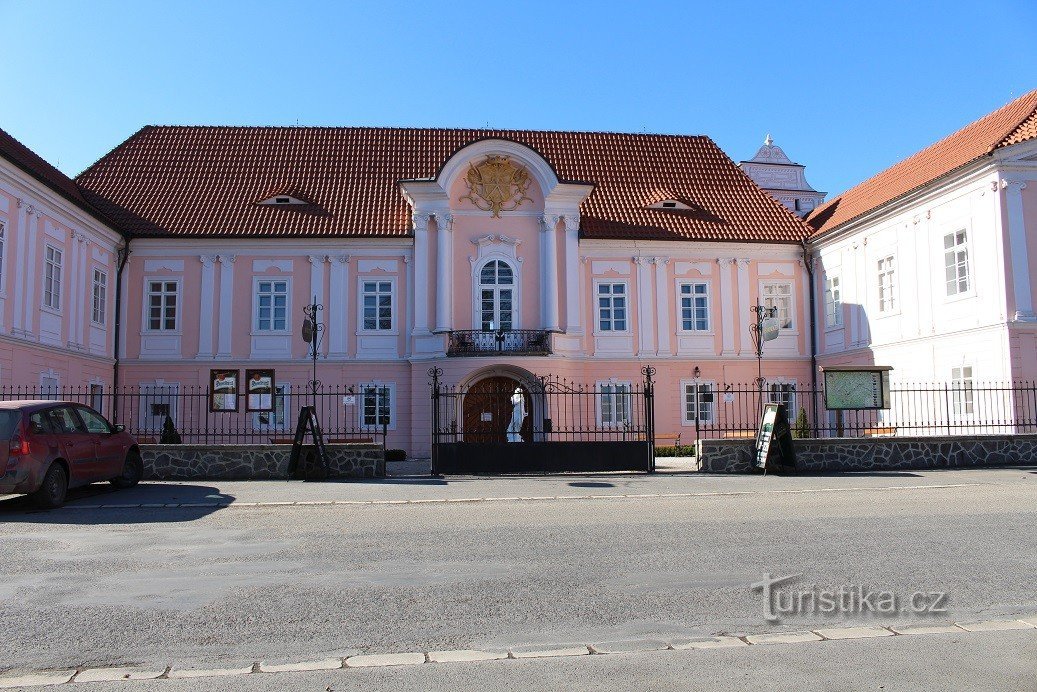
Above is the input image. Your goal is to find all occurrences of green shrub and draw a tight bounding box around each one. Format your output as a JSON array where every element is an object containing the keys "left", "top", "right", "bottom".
[
  {"left": 386, "top": 448, "right": 407, "bottom": 461},
  {"left": 792, "top": 407, "right": 811, "bottom": 439},
  {"left": 160, "top": 415, "right": 182, "bottom": 444},
  {"left": 655, "top": 445, "right": 694, "bottom": 458}
]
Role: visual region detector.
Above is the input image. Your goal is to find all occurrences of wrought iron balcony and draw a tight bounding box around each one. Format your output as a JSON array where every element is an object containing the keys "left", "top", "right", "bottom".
[{"left": 446, "top": 329, "right": 552, "bottom": 357}]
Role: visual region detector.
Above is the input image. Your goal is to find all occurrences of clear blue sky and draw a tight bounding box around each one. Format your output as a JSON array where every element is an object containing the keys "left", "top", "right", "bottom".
[{"left": 2, "top": 0, "right": 1035, "bottom": 197}]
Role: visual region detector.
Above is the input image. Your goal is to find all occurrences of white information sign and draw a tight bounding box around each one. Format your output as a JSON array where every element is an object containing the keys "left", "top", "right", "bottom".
[{"left": 823, "top": 368, "right": 891, "bottom": 410}]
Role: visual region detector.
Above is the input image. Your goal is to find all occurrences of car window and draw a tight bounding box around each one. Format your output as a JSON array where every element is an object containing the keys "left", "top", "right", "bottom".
[
  {"left": 0, "top": 411, "right": 21, "bottom": 440},
  {"left": 77, "top": 407, "right": 112, "bottom": 434},
  {"left": 28, "top": 411, "right": 53, "bottom": 435},
  {"left": 48, "top": 407, "right": 87, "bottom": 434}
]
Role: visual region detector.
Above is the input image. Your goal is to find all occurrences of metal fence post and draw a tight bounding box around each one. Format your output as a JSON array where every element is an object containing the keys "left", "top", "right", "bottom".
[
  {"left": 428, "top": 367, "right": 442, "bottom": 476},
  {"left": 642, "top": 365, "right": 656, "bottom": 473}
]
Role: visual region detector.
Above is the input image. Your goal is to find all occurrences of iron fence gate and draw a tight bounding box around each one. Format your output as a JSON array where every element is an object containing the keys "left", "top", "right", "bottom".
[{"left": 429, "top": 366, "right": 656, "bottom": 474}]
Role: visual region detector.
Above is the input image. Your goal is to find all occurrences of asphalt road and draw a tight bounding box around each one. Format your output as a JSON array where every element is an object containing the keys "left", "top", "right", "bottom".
[{"left": 1, "top": 467, "right": 1036, "bottom": 689}]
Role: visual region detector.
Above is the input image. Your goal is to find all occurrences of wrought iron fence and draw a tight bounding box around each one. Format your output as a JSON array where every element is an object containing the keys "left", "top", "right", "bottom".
[
  {"left": 681, "top": 381, "right": 1037, "bottom": 439},
  {"left": 428, "top": 366, "right": 657, "bottom": 471},
  {"left": 0, "top": 384, "right": 391, "bottom": 446}
]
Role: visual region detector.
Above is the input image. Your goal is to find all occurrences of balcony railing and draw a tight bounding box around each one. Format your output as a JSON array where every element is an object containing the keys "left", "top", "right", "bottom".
[{"left": 446, "top": 329, "right": 552, "bottom": 357}]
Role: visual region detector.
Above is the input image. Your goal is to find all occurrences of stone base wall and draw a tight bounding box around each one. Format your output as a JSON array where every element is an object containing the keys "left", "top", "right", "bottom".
[
  {"left": 141, "top": 444, "right": 385, "bottom": 480},
  {"left": 695, "top": 435, "right": 1037, "bottom": 473}
]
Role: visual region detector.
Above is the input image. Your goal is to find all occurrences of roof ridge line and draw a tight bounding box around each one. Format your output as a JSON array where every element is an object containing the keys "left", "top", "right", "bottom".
[
  {"left": 988, "top": 89, "right": 1037, "bottom": 153},
  {"left": 131, "top": 124, "right": 713, "bottom": 139}
]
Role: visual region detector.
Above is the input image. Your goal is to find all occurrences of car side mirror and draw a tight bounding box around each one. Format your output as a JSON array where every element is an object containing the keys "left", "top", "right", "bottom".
[{"left": 113, "top": 424, "right": 126, "bottom": 433}]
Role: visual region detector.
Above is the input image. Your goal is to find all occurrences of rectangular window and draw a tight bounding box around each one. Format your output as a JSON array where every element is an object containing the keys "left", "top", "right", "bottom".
[
  {"left": 762, "top": 282, "right": 794, "bottom": 329},
  {"left": 877, "top": 256, "right": 896, "bottom": 313},
  {"left": 599, "top": 382, "right": 632, "bottom": 426},
  {"left": 89, "top": 383, "right": 104, "bottom": 415},
  {"left": 255, "top": 279, "right": 289, "bottom": 331},
  {"left": 92, "top": 269, "right": 108, "bottom": 325},
  {"left": 944, "top": 230, "right": 970, "bottom": 296},
  {"left": 679, "top": 282, "right": 710, "bottom": 331},
  {"left": 768, "top": 382, "right": 797, "bottom": 413},
  {"left": 823, "top": 275, "right": 842, "bottom": 327},
  {"left": 147, "top": 281, "right": 179, "bottom": 331},
  {"left": 683, "top": 382, "right": 715, "bottom": 424},
  {"left": 597, "top": 283, "right": 627, "bottom": 332},
  {"left": 361, "top": 384, "right": 392, "bottom": 427},
  {"left": 951, "top": 366, "right": 974, "bottom": 415},
  {"left": 362, "top": 281, "right": 393, "bottom": 331},
  {"left": 44, "top": 245, "right": 62, "bottom": 310},
  {"left": 40, "top": 374, "right": 60, "bottom": 400}
]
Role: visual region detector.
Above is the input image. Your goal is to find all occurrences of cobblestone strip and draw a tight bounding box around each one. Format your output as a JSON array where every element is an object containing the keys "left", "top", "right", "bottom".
[{"left": 4, "top": 616, "right": 1034, "bottom": 688}]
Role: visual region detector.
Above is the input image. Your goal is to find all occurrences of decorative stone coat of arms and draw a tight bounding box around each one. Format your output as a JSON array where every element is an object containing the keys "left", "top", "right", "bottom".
[{"left": 459, "top": 155, "right": 533, "bottom": 217}]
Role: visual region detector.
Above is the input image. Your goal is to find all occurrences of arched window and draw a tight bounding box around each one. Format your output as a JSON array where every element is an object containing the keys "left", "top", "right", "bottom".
[{"left": 479, "top": 260, "right": 514, "bottom": 331}]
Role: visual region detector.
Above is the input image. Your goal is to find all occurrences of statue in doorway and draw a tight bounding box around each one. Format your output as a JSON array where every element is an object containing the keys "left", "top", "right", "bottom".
[{"left": 507, "top": 387, "right": 526, "bottom": 442}]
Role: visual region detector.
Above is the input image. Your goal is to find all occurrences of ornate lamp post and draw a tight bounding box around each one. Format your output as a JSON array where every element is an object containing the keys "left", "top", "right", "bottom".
[
  {"left": 301, "top": 296, "right": 324, "bottom": 408},
  {"left": 749, "top": 304, "right": 778, "bottom": 418}
]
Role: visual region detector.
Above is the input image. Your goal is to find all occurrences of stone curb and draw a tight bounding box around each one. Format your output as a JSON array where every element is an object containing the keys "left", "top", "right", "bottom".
[{"left": 3, "top": 615, "right": 1037, "bottom": 688}]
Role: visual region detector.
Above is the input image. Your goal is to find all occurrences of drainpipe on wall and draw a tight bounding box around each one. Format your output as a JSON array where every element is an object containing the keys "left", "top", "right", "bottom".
[
  {"left": 801, "top": 238, "right": 819, "bottom": 436},
  {"left": 111, "top": 240, "right": 131, "bottom": 424}
]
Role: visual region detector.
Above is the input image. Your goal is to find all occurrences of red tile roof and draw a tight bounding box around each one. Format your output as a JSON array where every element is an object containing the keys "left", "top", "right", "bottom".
[
  {"left": 807, "top": 89, "right": 1037, "bottom": 235},
  {"left": 74, "top": 127, "right": 810, "bottom": 243},
  {"left": 0, "top": 126, "right": 114, "bottom": 226}
]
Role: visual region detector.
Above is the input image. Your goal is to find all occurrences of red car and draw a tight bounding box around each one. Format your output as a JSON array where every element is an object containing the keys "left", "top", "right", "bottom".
[{"left": 0, "top": 400, "right": 142, "bottom": 509}]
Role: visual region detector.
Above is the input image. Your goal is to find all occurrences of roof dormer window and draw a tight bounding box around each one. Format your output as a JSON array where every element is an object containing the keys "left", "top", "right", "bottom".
[
  {"left": 648, "top": 199, "right": 693, "bottom": 210},
  {"left": 256, "top": 193, "right": 310, "bottom": 206},
  {"left": 275, "top": 197, "right": 291, "bottom": 204}
]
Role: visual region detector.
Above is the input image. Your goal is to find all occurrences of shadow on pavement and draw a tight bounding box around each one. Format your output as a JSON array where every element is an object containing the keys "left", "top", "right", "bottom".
[
  {"left": 568, "top": 481, "right": 617, "bottom": 488},
  {"left": 0, "top": 483, "right": 233, "bottom": 524}
]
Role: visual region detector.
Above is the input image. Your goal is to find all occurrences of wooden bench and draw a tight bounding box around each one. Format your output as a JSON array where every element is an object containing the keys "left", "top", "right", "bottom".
[
  {"left": 721, "top": 430, "right": 757, "bottom": 439},
  {"left": 655, "top": 433, "right": 689, "bottom": 457},
  {"left": 862, "top": 426, "right": 896, "bottom": 437}
]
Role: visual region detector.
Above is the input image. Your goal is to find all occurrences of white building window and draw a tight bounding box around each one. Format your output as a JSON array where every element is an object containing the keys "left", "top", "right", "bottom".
[
  {"left": 944, "top": 230, "right": 970, "bottom": 297},
  {"left": 92, "top": 269, "right": 108, "bottom": 326},
  {"left": 255, "top": 279, "right": 289, "bottom": 332},
  {"left": 360, "top": 383, "right": 393, "bottom": 429},
  {"left": 253, "top": 383, "right": 290, "bottom": 431},
  {"left": 762, "top": 282, "right": 794, "bottom": 329},
  {"left": 951, "top": 366, "right": 974, "bottom": 415},
  {"left": 89, "top": 383, "right": 105, "bottom": 415},
  {"left": 147, "top": 281, "right": 179, "bottom": 331},
  {"left": 768, "top": 381, "right": 797, "bottom": 413},
  {"left": 598, "top": 381, "right": 632, "bottom": 426},
  {"left": 679, "top": 282, "right": 709, "bottom": 331},
  {"left": 362, "top": 280, "right": 393, "bottom": 331},
  {"left": 479, "top": 260, "right": 515, "bottom": 331},
  {"left": 823, "top": 275, "right": 842, "bottom": 327},
  {"left": 877, "top": 256, "right": 896, "bottom": 313},
  {"left": 43, "top": 245, "right": 63, "bottom": 310},
  {"left": 40, "top": 372, "right": 60, "bottom": 399},
  {"left": 682, "top": 381, "right": 715, "bottom": 424},
  {"left": 597, "top": 282, "right": 628, "bottom": 332}
]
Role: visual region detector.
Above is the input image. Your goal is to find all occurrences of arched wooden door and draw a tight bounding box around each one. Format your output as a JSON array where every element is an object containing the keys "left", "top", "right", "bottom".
[{"left": 462, "top": 376, "right": 534, "bottom": 443}]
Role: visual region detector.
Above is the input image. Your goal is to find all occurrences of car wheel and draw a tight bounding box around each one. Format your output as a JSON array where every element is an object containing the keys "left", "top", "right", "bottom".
[
  {"left": 31, "top": 464, "right": 68, "bottom": 509},
  {"left": 110, "top": 449, "right": 143, "bottom": 489}
]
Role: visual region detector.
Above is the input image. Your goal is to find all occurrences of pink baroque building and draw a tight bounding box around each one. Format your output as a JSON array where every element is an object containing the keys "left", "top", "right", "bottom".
[
  {"left": 0, "top": 129, "right": 123, "bottom": 401},
  {"left": 72, "top": 127, "right": 814, "bottom": 455}
]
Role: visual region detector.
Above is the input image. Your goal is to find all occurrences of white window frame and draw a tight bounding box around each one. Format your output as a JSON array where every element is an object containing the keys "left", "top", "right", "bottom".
[
  {"left": 251, "top": 382, "right": 291, "bottom": 432},
  {"left": 137, "top": 380, "right": 180, "bottom": 434},
  {"left": 677, "top": 281, "right": 711, "bottom": 333},
  {"left": 91, "top": 268, "right": 108, "bottom": 326},
  {"left": 358, "top": 382, "right": 396, "bottom": 431},
  {"left": 40, "top": 370, "right": 61, "bottom": 400},
  {"left": 951, "top": 366, "right": 975, "bottom": 416},
  {"left": 252, "top": 276, "right": 291, "bottom": 333},
  {"left": 877, "top": 255, "right": 897, "bottom": 314},
  {"left": 681, "top": 380, "right": 716, "bottom": 425},
  {"left": 43, "top": 244, "right": 63, "bottom": 312},
  {"left": 823, "top": 274, "right": 842, "bottom": 328},
  {"left": 475, "top": 258, "right": 519, "bottom": 331},
  {"left": 595, "top": 281, "right": 630, "bottom": 334},
  {"left": 143, "top": 278, "right": 182, "bottom": 333},
  {"left": 596, "top": 380, "right": 633, "bottom": 427},
  {"left": 761, "top": 281, "right": 795, "bottom": 331},
  {"left": 767, "top": 379, "right": 798, "bottom": 414},
  {"left": 358, "top": 277, "right": 397, "bottom": 334},
  {"left": 943, "top": 229, "right": 972, "bottom": 298}
]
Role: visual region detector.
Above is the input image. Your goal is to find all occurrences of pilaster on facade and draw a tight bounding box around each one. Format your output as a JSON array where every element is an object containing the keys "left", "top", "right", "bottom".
[
  {"left": 736, "top": 258, "right": 752, "bottom": 355},
  {"left": 563, "top": 215, "right": 582, "bottom": 335},
  {"left": 653, "top": 257, "right": 670, "bottom": 356},
  {"left": 434, "top": 212, "right": 453, "bottom": 333},
  {"left": 1002, "top": 178, "right": 1035, "bottom": 321},
  {"left": 216, "top": 254, "right": 235, "bottom": 359},
  {"left": 540, "top": 214, "right": 561, "bottom": 331},
  {"left": 196, "top": 255, "right": 217, "bottom": 358},
  {"left": 328, "top": 255, "right": 350, "bottom": 358},
  {"left": 718, "top": 258, "right": 736, "bottom": 356},
  {"left": 634, "top": 256, "right": 655, "bottom": 356},
  {"left": 22, "top": 204, "right": 40, "bottom": 339}
]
